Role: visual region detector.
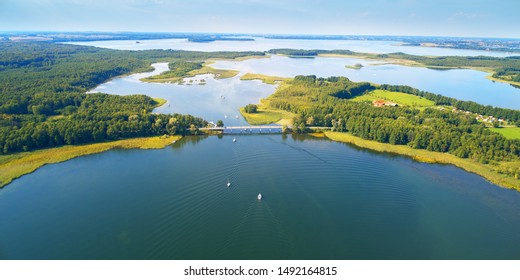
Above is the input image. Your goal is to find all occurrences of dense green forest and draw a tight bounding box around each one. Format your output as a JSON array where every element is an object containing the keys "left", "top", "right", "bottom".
[
  {"left": 265, "top": 76, "right": 520, "bottom": 178},
  {"left": 0, "top": 42, "right": 263, "bottom": 154},
  {"left": 268, "top": 48, "right": 520, "bottom": 85}
]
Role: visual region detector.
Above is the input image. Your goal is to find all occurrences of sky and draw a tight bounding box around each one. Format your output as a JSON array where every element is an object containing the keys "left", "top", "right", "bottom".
[{"left": 1, "top": 0, "right": 519, "bottom": 38}]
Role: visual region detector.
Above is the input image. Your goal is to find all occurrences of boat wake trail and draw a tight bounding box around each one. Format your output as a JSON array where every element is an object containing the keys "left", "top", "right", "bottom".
[{"left": 280, "top": 141, "right": 328, "bottom": 163}]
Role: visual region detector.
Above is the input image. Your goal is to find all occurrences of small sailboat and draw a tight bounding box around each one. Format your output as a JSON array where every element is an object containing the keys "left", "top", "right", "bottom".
[
  {"left": 233, "top": 138, "right": 236, "bottom": 143},
  {"left": 257, "top": 193, "right": 262, "bottom": 200},
  {"left": 227, "top": 180, "right": 231, "bottom": 187}
]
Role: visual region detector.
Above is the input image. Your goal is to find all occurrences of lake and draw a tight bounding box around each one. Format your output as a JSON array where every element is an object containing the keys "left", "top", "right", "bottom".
[
  {"left": 68, "top": 37, "right": 513, "bottom": 57},
  {"left": 91, "top": 56, "right": 520, "bottom": 115},
  {"left": 90, "top": 63, "right": 277, "bottom": 126},
  {"left": 2, "top": 39, "right": 520, "bottom": 260},
  {"left": 1, "top": 135, "right": 520, "bottom": 259}
]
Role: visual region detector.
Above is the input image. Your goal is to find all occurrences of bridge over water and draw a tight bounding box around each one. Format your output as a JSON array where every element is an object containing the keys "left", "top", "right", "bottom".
[{"left": 200, "top": 126, "right": 283, "bottom": 134}]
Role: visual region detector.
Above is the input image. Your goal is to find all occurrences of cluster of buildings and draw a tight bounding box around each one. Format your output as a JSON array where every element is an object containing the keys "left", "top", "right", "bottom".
[
  {"left": 439, "top": 107, "right": 507, "bottom": 124},
  {"left": 475, "top": 114, "right": 505, "bottom": 124},
  {"left": 372, "top": 99, "right": 398, "bottom": 107}
]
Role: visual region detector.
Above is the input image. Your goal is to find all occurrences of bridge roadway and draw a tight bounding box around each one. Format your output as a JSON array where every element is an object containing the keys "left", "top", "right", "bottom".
[
  {"left": 200, "top": 126, "right": 331, "bottom": 134},
  {"left": 200, "top": 125, "right": 282, "bottom": 131},
  {"left": 200, "top": 125, "right": 283, "bottom": 134}
]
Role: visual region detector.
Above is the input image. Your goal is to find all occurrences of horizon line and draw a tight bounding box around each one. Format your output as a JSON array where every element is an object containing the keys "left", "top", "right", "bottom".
[{"left": 1, "top": 30, "right": 519, "bottom": 40}]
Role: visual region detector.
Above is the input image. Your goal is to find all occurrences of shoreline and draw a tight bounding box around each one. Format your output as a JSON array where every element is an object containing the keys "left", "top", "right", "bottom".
[
  {"left": 2, "top": 132, "right": 518, "bottom": 191},
  {"left": 152, "top": 97, "right": 167, "bottom": 107},
  {"left": 323, "top": 131, "right": 519, "bottom": 191},
  {"left": 486, "top": 74, "right": 520, "bottom": 88},
  {"left": 0, "top": 135, "right": 181, "bottom": 188},
  {"left": 239, "top": 73, "right": 291, "bottom": 84}
]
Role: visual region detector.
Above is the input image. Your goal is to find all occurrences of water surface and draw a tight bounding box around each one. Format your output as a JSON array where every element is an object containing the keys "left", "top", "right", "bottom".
[
  {"left": 90, "top": 63, "right": 277, "bottom": 126},
  {"left": 1, "top": 135, "right": 519, "bottom": 259},
  {"left": 68, "top": 37, "right": 512, "bottom": 57}
]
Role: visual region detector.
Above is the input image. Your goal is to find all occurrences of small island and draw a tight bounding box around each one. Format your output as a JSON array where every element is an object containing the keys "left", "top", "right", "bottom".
[
  {"left": 345, "top": 63, "right": 364, "bottom": 69},
  {"left": 188, "top": 36, "right": 255, "bottom": 43}
]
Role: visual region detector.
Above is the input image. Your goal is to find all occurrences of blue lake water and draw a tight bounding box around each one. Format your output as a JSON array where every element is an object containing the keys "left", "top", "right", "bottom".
[
  {"left": 68, "top": 37, "right": 513, "bottom": 57},
  {"left": 1, "top": 135, "right": 519, "bottom": 259},
  {"left": 90, "top": 63, "right": 277, "bottom": 126}
]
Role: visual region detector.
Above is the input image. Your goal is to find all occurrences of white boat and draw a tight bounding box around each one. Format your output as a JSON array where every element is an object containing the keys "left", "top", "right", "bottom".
[
  {"left": 257, "top": 193, "right": 262, "bottom": 200},
  {"left": 224, "top": 115, "right": 228, "bottom": 119},
  {"left": 235, "top": 115, "right": 239, "bottom": 119},
  {"left": 233, "top": 138, "right": 236, "bottom": 142},
  {"left": 227, "top": 180, "right": 231, "bottom": 187}
]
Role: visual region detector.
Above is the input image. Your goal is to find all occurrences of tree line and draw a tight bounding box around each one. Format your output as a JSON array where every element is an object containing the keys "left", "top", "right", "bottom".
[{"left": 0, "top": 94, "right": 207, "bottom": 154}]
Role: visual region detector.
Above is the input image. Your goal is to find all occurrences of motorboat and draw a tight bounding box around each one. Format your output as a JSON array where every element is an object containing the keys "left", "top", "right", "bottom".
[
  {"left": 233, "top": 138, "right": 236, "bottom": 143},
  {"left": 227, "top": 180, "right": 231, "bottom": 187},
  {"left": 257, "top": 193, "right": 262, "bottom": 200}
]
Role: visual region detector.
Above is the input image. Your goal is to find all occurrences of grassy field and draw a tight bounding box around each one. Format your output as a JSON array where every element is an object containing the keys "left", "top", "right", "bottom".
[
  {"left": 490, "top": 127, "right": 520, "bottom": 139},
  {"left": 152, "top": 97, "right": 167, "bottom": 107},
  {"left": 351, "top": 89, "right": 435, "bottom": 107},
  {"left": 0, "top": 135, "right": 181, "bottom": 188},
  {"left": 189, "top": 62, "right": 239, "bottom": 79},
  {"left": 240, "top": 73, "right": 291, "bottom": 84},
  {"left": 239, "top": 108, "right": 281, "bottom": 124},
  {"left": 240, "top": 100, "right": 296, "bottom": 125},
  {"left": 239, "top": 108, "right": 295, "bottom": 125},
  {"left": 325, "top": 131, "right": 520, "bottom": 190}
]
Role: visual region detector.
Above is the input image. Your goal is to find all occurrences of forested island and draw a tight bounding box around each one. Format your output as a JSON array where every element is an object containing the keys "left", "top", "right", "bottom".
[{"left": 1, "top": 40, "right": 519, "bottom": 189}]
